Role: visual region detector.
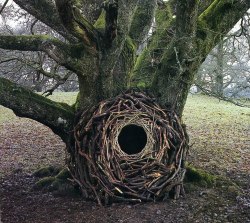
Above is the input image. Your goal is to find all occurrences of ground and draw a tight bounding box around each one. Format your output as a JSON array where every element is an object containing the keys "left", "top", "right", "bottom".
[{"left": 0, "top": 93, "right": 249, "bottom": 223}]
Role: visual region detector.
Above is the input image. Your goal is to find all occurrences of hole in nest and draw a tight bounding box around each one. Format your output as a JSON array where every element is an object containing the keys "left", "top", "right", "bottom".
[{"left": 118, "top": 124, "right": 147, "bottom": 155}]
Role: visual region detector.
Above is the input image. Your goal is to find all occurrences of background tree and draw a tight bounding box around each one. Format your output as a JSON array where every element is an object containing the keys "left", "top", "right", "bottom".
[
  {"left": 194, "top": 13, "right": 250, "bottom": 100},
  {"left": 0, "top": 2, "right": 78, "bottom": 93},
  {"left": 0, "top": 0, "right": 250, "bottom": 203}
]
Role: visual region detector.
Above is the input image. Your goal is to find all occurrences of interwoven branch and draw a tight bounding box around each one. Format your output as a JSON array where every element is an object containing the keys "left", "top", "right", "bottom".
[{"left": 68, "top": 91, "right": 188, "bottom": 205}]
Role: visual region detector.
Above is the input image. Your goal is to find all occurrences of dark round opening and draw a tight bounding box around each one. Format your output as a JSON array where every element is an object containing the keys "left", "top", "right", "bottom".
[{"left": 118, "top": 124, "right": 147, "bottom": 155}]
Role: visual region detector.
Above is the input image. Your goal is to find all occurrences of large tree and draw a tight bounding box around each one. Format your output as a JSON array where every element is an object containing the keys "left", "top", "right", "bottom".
[{"left": 0, "top": 0, "right": 249, "bottom": 203}]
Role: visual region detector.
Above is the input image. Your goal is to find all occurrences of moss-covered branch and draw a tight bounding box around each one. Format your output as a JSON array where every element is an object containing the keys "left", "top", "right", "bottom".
[
  {"left": 0, "top": 35, "right": 63, "bottom": 52},
  {"left": 198, "top": 0, "right": 250, "bottom": 57},
  {"left": 130, "top": 3, "right": 174, "bottom": 88},
  {"left": 13, "top": 0, "right": 75, "bottom": 42},
  {"left": 149, "top": 0, "right": 199, "bottom": 115},
  {"left": 55, "top": 0, "right": 99, "bottom": 54},
  {"left": 102, "top": 0, "right": 118, "bottom": 47},
  {"left": 0, "top": 35, "right": 89, "bottom": 76},
  {"left": 132, "top": 0, "right": 250, "bottom": 116},
  {"left": 0, "top": 77, "right": 74, "bottom": 142},
  {"left": 129, "top": 0, "right": 157, "bottom": 46}
]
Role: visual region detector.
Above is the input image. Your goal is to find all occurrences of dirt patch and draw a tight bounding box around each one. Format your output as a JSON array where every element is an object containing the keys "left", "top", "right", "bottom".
[
  {"left": 1, "top": 172, "right": 249, "bottom": 223},
  {"left": 0, "top": 120, "right": 65, "bottom": 177}
]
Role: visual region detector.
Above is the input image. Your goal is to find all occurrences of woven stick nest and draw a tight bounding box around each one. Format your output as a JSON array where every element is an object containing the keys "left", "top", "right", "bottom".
[{"left": 68, "top": 91, "right": 188, "bottom": 205}]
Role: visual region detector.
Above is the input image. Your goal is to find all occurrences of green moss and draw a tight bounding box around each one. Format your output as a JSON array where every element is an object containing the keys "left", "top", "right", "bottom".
[
  {"left": 0, "top": 77, "right": 75, "bottom": 127},
  {"left": 33, "top": 166, "right": 61, "bottom": 177},
  {"left": 185, "top": 165, "right": 217, "bottom": 187},
  {"left": 155, "top": 5, "right": 172, "bottom": 27},
  {"left": 199, "top": 0, "right": 234, "bottom": 31},
  {"left": 129, "top": 2, "right": 154, "bottom": 43},
  {"left": 72, "top": 92, "right": 81, "bottom": 110},
  {"left": 34, "top": 170, "right": 78, "bottom": 195},
  {"left": 121, "top": 36, "right": 137, "bottom": 80},
  {"left": 137, "top": 82, "right": 146, "bottom": 89},
  {"left": 35, "top": 176, "right": 56, "bottom": 189},
  {"left": 130, "top": 4, "right": 174, "bottom": 89},
  {"left": 197, "top": 0, "right": 244, "bottom": 58},
  {"left": 56, "top": 168, "right": 71, "bottom": 180},
  {"left": 94, "top": 10, "right": 106, "bottom": 30},
  {"left": 50, "top": 178, "right": 64, "bottom": 190}
]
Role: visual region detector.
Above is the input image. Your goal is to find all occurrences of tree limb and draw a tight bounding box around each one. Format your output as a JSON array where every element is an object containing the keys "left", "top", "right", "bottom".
[
  {"left": 0, "top": 77, "right": 75, "bottom": 142},
  {"left": 198, "top": 0, "right": 250, "bottom": 57},
  {"left": 0, "top": 35, "right": 64, "bottom": 52},
  {"left": 55, "top": 0, "right": 99, "bottom": 55},
  {"left": 102, "top": 0, "right": 118, "bottom": 47},
  {"left": 130, "top": 2, "right": 174, "bottom": 88},
  {"left": 129, "top": 0, "right": 157, "bottom": 46},
  {"left": 150, "top": 0, "right": 199, "bottom": 114},
  {"left": 13, "top": 0, "right": 75, "bottom": 42},
  {"left": 0, "top": 35, "right": 86, "bottom": 75},
  {"left": 0, "top": 0, "right": 9, "bottom": 14},
  {"left": 194, "top": 83, "right": 250, "bottom": 108}
]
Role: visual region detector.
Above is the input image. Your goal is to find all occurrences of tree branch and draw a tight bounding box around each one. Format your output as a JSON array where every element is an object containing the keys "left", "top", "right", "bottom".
[
  {"left": 55, "top": 0, "right": 99, "bottom": 54},
  {"left": 0, "top": 0, "right": 9, "bottom": 14},
  {"left": 0, "top": 77, "right": 75, "bottom": 141},
  {"left": 198, "top": 0, "right": 250, "bottom": 57},
  {"left": 13, "top": 0, "right": 75, "bottom": 42},
  {"left": 117, "top": 0, "right": 140, "bottom": 37},
  {"left": 194, "top": 83, "right": 250, "bottom": 108},
  {"left": 130, "top": 2, "right": 174, "bottom": 88},
  {"left": 102, "top": 0, "right": 118, "bottom": 47},
  {"left": 0, "top": 35, "right": 62, "bottom": 51},
  {"left": 129, "top": 0, "right": 157, "bottom": 46},
  {"left": 0, "top": 35, "right": 86, "bottom": 76}
]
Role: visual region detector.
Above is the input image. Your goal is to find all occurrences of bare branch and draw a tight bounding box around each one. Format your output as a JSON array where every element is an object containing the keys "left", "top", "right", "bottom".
[
  {"left": 13, "top": 0, "right": 75, "bottom": 42},
  {"left": 0, "top": 0, "right": 9, "bottom": 14},
  {"left": 194, "top": 83, "right": 250, "bottom": 108},
  {"left": 42, "top": 72, "right": 72, "bottom": 96}
]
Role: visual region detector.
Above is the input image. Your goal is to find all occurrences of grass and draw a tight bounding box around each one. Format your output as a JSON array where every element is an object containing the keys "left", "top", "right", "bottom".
[
  {"left": 0, "top": 92, "right": 249, "bottom": 177},
  {"left": 47, "top": 92, "right": 78, "bottom": 105},
  {"left": 183, "top": 94, "right": 250, "bottom": 177}
]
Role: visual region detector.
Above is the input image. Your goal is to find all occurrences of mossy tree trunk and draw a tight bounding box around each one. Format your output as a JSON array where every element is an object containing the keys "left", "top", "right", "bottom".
[{"left": 0, "top": 1, "right": 249, "bottom": 197}]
